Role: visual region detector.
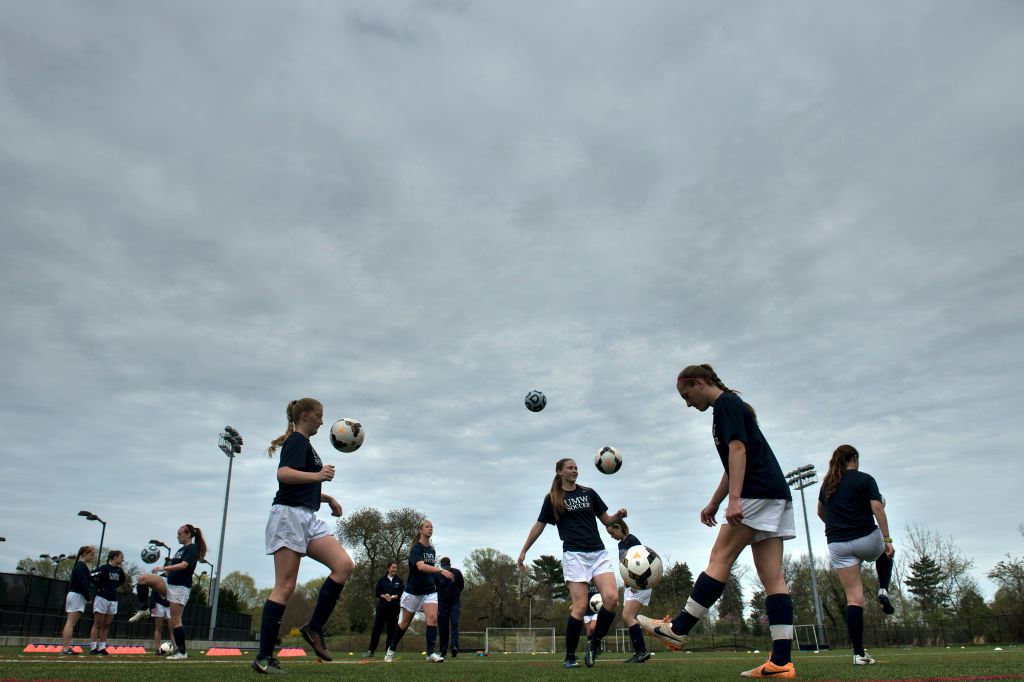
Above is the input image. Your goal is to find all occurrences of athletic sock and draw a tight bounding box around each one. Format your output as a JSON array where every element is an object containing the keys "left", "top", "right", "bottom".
[
  {"left": 90, "top": 642, "right": 97, "bottom": 651},
  {"left": 847, "top": 605, "right": 865, "bottom": 656},
  {"left": 565, "top": 616, "right": 583, "bottom": 657},
  {"left": 259, "top": 599, "right": 286, "bottom": 659},
  {"left": 671, "top": 572, "right": 726, "bottom": 635},
  {"left": 136, "top": 584, "right": 150, "bottom": 606},
  {"left": 593, "top": 606, "right": 615, "bottom": 642},
  {"left": 629, "top": 623, "right": 647, "bottom": 654},
  {"left": 876, "top": 553, "right": 893, "bottom": 590},
  {"left": 765, "top": 593, "right": 794, "bottom": 665},
  {"left": 99, "top": 641, "right": 105, "bottom": 650},
  {"left": 173, "top": 626, "right": 186, "bottom": 653},
  {"left": 426, "top": 625, "right": 437, "bottom": 655},
  {"left": 307, "top": 577, "right": 344, "bottom": 632},
  {"left": 390, "top": 626, "right": 406, "bottom": 650}
]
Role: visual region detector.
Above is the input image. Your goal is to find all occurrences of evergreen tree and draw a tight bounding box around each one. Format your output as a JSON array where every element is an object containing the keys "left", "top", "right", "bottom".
[{"left": 905, "top": 554, "right": 944, "bottom": 612}]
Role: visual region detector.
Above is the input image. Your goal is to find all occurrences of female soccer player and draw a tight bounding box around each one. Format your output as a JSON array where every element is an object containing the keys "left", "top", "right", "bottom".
[
  {"left": 384, "top": 520, "right": 453, "bottom": 664},
  {"left": 89, "top": 550, "right": 126, "bottom": 655},
  {"left": 518, "top": 458, "right": 627, "bottom": 668},
  {"left": 637, "top": 365, "right": 797, "bottom": 679},
  {"left": 252, "top": 398, "right": 355, "bottom": 674},
  {"left": 132, "top": 524, "right": 207, "bottom": 660},
  {"left": 364, "top": 561, "right": 403, "bottom": 657},
  {"left": 817, "top": 444, "right": 896, "bottom": 666},
  {"left": 606, "top": 521, "right": 652, "bottom": 663},
  {"left": 60, "top": 545, "right": 95, "bottom": 655}
]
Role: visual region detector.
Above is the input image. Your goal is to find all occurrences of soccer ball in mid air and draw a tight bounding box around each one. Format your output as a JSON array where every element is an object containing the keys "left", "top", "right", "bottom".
[
  {"left": 159, "top": 641, "right": 173, "bottom": 655},
  {"left": 594, "top": 446, "right": 622, "bottom": 474},
  {"left": 524, "top": 390, "right": 546, "bottom": 412},
  {"left": 330, "top": 418, "right": 364, "bottom": 453},
  {"left": 589, "top": 592, "right": 603, "bottom": 613},
  {"left": 140, "top": 544, "right": 161, "bottom": 564},
  {"left": 619, "top": 545, "right": 664, "bottom": 590}
]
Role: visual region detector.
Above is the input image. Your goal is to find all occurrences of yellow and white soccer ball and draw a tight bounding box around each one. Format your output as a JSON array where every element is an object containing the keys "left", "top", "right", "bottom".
[{"left": 619, "top": 545, "right": 664, "bottom": 590}]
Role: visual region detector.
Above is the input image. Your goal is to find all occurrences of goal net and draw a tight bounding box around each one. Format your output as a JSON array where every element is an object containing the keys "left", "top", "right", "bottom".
[{"left": 484, "top": 627, "right": 557, "bottom": 654}]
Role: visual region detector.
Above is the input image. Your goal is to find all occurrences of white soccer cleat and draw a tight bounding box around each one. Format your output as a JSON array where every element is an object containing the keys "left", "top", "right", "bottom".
[
  {"left": 128, "top": 609, "right": 151, "bottom": 623},
  {"left": 426, "top": 652, "right": 445, "bottom": 662},
  {"left": 854, "top": 652, "right": 876, "bottom": 665},
  {"left": 635, "top": 614, "right": 687, "bottom": 650},
  {"left": 166, "top": 651, "right": 188, "bottom": 660},
  {"left": 384, "top": 648, "right": 395, "bottom": 663}
]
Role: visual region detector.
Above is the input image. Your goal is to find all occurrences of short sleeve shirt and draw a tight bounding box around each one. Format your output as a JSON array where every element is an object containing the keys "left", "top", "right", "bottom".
[
  {"left": 406, "top": 542, "right": 438, "bottom": 596},
  {"left": 538, "top": 487, "right": 608, "bottom": 552},
  {"left": 166, "top": 544, "right": 198, "bottom": 587},
  {"left": 617, "top": 533, "right": 641, "bottom": 562},
  {"left": 818, "top": 470, "right": 882, "bottom": 543},
  {"left": 92, "top": 564, "right": 125, "bottom": 601},
  {"left": 272, "top": 431, "right": 323, "bottom": 510},
  {"left": 712, "top": 392, "right": 791, "bottom": 500}
]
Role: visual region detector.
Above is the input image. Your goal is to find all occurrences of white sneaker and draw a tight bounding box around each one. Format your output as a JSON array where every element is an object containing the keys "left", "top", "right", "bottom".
[
  {"left": 166, "top": 651, "right": 188, "bottom": 660},
  {"left": 384, "top": 649, "right": 395, "bottom": 663},
  {"left": 853, "top": 652, "right": 875, "bottom": 665},
  {"left": 128, "top": 609, "right": 151, "bottom": 623},
  {"left": 635, "top": 614, "right": 687, "bottom": 650},
  {"left": 426, "top": 652, "right": 445, "bottom": 663}
]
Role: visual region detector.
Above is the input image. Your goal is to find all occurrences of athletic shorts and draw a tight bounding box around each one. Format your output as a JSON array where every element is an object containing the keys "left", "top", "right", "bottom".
[
  {"left": 265, "top": 504, "right": 333, "bottom": 555},
  {"left": 400, "top": 591, "right": 438, "bottom": 613},
  {"left": 166, "top": 584, "right": 190, "bottom": 606},
  {"left": 828, "top": 528, "right": 885, "bottom": 569},
  {"left": 624, "top": 586, "right": 652, "bottom": 606},
  {"left": 742, "top": 498, "right": 797, "bottom": 544},
  {"left": 93, "top": 595, "right": 118, "bottom": 615},
  {"left": 65, "top": 592, "right": 87, "bottom": 613},
  {"left": 563, "top": 550, "right": 615, "bottom": 583},
  {"left": 583, "top": 613, "right": 597, "bottom": 624},
  {"left": 153, "top": 603, "right": 172, "bottom": 619}
]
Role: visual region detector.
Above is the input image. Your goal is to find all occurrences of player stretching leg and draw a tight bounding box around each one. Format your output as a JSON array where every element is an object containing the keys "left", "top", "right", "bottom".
[
  {"left": 518, "top": 458, "right": 626, "bottom": 668},
  {"left": 636, "top": 365, "right": 797, "bottom": 679}
]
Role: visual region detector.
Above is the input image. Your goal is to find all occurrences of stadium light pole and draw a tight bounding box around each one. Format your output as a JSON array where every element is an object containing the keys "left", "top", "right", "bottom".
[
  {"left": 209, "top": 426, "right": 242, "bottom": 640},
  {"left": 40, "top": 553, "right": 67, "bottom": 578},
  {"left": 785, "top": 464, "right": 825, "bottom": 647},
  {"left": 149, "top": 539, "right": 171, "bottom": 561},
  {"left": 78, "top": 511, "right": 106, "bottom": 569}
]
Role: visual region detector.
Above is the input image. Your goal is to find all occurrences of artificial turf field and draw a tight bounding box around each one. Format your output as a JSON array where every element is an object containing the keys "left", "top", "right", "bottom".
[{"left": 0, "top": 646, "right": 1021, "bottom": 681}]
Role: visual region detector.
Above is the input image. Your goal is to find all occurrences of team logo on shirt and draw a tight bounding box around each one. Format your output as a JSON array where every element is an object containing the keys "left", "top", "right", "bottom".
[
  {"left": 312, "top": 447, "right": 322, "bottom": 468},
  {"left": 565, "top": 494, "right": 592, "bottom": 512}
]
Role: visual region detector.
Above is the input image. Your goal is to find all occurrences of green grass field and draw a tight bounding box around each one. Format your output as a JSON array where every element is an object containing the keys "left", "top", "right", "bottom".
[{"left": 0, "top": 646, "right": 1021, "bottom": 681}]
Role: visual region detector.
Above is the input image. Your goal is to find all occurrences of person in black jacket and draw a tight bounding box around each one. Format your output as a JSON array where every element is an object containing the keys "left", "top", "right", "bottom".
[
  {"left": 363, "top": 562, "right": 403, "bottom": 657},
  {"left": 60, "top": 545, "right": 95, "bottom": 655},
  {"left": 436, "top": 557, "right": 464, "bottom": 658}
]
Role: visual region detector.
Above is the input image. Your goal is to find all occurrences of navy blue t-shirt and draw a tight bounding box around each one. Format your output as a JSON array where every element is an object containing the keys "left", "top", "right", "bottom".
[
  {"left": 69, "top": 560, "right": 91, "bottom": 597},
  {"left": 166, "top": 544, "right": 198, "bottom": 588},
  {"left": 585, "top": 582, "right": 600, "bottom": 616},
  {"left": 818, "top": 470, "right": 882, "bottom": 543},
  {"left": 406, "top": 542, "right": 438, "bottom": 596},
  {"left": 92, "top": 563, "right": 125, "bottom": 601},
  {"left": 617, "top": 533, "right": 641, "bottom": 562},
  {"left": 537, "top": 486, "right": 608, "bottom": 552},
  {"left": 712, "top": 392, "right": 791, "bottom": 500},
  {"left": 272, "top": 431, "right": 323, "bottom": 510}
]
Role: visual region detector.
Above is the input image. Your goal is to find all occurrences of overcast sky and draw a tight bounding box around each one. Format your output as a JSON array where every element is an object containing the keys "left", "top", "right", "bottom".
[{"left": 2, "top": 1, "right": 1022, "bottom": 606}]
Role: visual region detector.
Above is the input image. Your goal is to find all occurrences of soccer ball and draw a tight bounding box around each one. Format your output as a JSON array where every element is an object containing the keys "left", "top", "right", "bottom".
[
  {"left": 589, "top": 592, "right": 603, "bottom": 613},
  {"left": 619, "top": 545, "right": 664, "bottom": 590},
  {"left": 880, "top": 493, "right": 886, "bottom": 508},
  {"left": 330, "top": 418, "right": 364, "bottom": 453},
  {"left": 159, "top": 641, "right": 173, "bottom": 655},
  {"left": 524, "top": 390, "right": 546, "bottom": 412},
  {"left": 594, "top": 446, "right": 622, "bottom": 474},
  {"left": 140, "top": 544, "right": 161, "bottom": 564}
]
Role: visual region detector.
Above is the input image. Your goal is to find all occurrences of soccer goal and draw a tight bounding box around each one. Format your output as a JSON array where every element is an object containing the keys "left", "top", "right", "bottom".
[
  {"left": 484, "top": 627, "right": 557, "bottom": 654},
  {"left": 793, "top": 624, "right": 829, "bottom": 651}
]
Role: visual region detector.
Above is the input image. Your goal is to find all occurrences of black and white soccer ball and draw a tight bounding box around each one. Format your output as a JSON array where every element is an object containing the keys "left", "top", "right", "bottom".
[
  {"left": 159, "top": 641, "right": 173, "bottom": 655},
  {"left": 589, "top": 592, "right": 603, "bottom": 613},
  {"left": 140, "top": 544, "right": 161, "bottom": 564},
  {"left": 594, "top": 446, "right": 622, "bottom": 474},
  {"left": 524, "top": 390, "right": 546, "bottom": 412},
  {"left": 330, "top": 418, "right": 364, "bottom": 453},
  {"left": 619, "top": 545, "right": 664, "bottom": 590}
]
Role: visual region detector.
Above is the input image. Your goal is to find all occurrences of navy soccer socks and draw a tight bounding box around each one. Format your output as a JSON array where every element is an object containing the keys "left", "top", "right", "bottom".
[
  {"left": 307, "top": 577, "right": 344, "bottom": 633},
  {"left": 670, "top": 572, "right": 726, "bottom": 635},
  {"left": 765, "top": 593, "right": 794, "bottom": 665},
  {"left": 847, "top": 605, "right": 865, "bottom": 656},
  {"left": 258, "top": 599, "right": 286, "bottom": 659}
]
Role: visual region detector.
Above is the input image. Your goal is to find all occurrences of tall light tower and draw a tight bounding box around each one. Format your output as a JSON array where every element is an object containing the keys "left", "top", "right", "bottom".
[
  {"left": 785, "top": 464, "right": 825, "bottom": 646},
  {"left": 78, "top": 511, "right": 106, "bottom": 569},
  {"left": 209, "top": 426, "right": 242, "bottom": 640}
]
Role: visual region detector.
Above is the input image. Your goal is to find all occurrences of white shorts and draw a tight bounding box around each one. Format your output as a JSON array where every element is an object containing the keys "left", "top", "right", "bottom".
[
  {"left": 93, "top": 596, "right": 118, "bottom": 615},
  {"left": 624, "top": 587, "right": 652, "bottom": 606},
  {"left": 742, "top": 498, "right": 797, "bottom": 544},
  {"left": 153, "top": 603, "right": 172, "bottom": 619},
  {"left": 828, "top": 528, "right": 885, "bottom": 569},
  {"left": 563, "top": 550, "right": 615, "bottom": 583},
  {"left": 166, "top": 584, "right": 190, "bottom": 606},
  {"left": 400, "top": 592, "right": 438, "bottom": 613},
  {"left": 65, "top": 592, "right": 87, "bottom": 613},
  {"left": 265, "top": 504, "right": 333, "bottom": 555},
  {"left": 583, "top": 613, "right": 597, "bottom": 624}
]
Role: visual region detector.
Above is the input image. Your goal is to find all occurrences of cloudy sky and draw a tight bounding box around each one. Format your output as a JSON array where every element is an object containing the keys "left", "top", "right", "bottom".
[{"left": 2, "top": 1, "right": 1022, "bottom": 605}]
